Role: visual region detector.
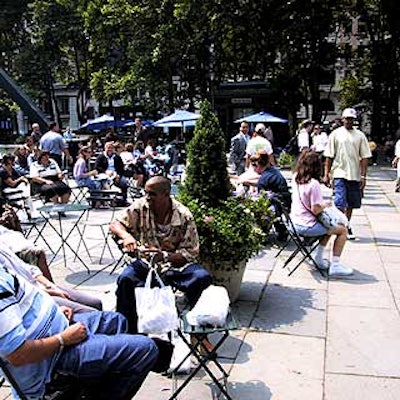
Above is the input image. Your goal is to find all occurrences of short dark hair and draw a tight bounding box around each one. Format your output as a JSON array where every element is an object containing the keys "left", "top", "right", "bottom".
[
  {"left": 38, "top": 150, "right": 50, "bottom": 163},
  {"left": 48, "top": 121, "right": 58, "bottom": 130}
]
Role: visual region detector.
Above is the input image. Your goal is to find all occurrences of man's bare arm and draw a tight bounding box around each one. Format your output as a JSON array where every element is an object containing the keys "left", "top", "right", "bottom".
[{"left": 7, "top": 323, "right": 87, "bottom": 367}]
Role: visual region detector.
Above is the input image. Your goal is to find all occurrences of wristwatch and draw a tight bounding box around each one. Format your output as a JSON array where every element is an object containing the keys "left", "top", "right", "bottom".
[{"left": 162, "top": 251, "right": 169, "bottom": 263}]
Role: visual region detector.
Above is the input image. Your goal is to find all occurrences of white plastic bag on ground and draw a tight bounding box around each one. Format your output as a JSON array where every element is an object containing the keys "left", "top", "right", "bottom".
[{"left": 186, "top": 285, "right": 230, "bottom": 327}]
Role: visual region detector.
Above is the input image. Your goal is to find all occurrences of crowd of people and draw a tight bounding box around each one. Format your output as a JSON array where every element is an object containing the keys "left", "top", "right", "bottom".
[
  {"left": 0, "top": 106, "right": 396, "bottom": 399},
  {"left": 228, "top": 107, "right": 372, "bottom": 275}
]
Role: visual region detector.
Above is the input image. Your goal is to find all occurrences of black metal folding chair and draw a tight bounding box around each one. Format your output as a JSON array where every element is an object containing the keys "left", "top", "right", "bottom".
[
  {"left": 275, "top": 206, "right": 327, "bottom": 276},
  {"left": 169, "top": 311, "right": 238, "bottom": 400}
]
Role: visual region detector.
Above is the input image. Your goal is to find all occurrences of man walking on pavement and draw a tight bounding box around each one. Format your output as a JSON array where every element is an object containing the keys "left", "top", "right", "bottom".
[
  {"left": 323, "top": 108, "right": 371, "bottom": 240},
  {"left": 229, "top": 121, "right": 249, "bottom": 175},
  {"left": 40, "top": 121, "right": 72, "bottom": 168}
]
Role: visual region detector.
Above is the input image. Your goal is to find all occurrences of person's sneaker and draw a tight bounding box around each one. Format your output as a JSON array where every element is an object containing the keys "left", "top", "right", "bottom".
[
  {"left": 329, "top": 263, "right": 354, "bottom": 277},
  {"left": 347, "top": 227, "right": 356, "bottom": 240},
  {"left": 315, "top": 258, "right": 330, "bottom": 270}
]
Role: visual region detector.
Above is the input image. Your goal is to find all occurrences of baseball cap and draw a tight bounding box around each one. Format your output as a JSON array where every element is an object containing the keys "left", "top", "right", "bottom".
[
  {"left": 255, "top": 123, "right": 266, "bottom": 133},
  {"left": 341, "top": 108, "right": 357, "bottom": 119}
]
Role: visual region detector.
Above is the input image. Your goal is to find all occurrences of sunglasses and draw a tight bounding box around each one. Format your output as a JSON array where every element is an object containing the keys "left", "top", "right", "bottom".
[{"left": 144, "top": 190, "right": 158, "bottom": 197}]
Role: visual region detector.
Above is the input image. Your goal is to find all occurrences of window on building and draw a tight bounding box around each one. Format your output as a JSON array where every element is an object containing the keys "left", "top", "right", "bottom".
[{"left": 58, "top": 97, "right": 69, "bottom": 114}]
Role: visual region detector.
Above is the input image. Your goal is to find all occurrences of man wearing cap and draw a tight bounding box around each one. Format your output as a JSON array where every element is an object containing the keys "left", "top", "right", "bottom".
[
  {"left": 323, "top": 108, "right": 371, "bottom": 240},
  {"left": 245, "top": 123, "right": 274, "bottom": 168}
]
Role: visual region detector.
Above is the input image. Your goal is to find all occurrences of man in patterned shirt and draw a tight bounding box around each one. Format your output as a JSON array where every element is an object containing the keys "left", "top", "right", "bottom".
[{"left": 110, "top": 176, "right": 212, "bottom": 333}]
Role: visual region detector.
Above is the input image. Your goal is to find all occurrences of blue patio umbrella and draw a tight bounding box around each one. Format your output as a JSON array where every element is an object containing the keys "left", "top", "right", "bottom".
[
  {"left": 234, "top": 111, "right": 288, "bottom": 124},
  {"left": 79, "top": 115, "right": 133, "bottom": 131},
  {"left": 153, "top": 120, "right": 196, "bottom": 128},
  {"left": 153, "top": 110, "right": 200, "bottom": 128}
]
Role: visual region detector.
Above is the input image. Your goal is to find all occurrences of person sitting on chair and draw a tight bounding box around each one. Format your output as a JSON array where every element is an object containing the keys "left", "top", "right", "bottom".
[
  {"left": 95, "top": 142, "right": 130, "bottom": 206},
  {"left": 73, "top": 146, "right": 108, "bottom": 191},
  {"left": 0, "top": 154, "right": 29, "bottom": 193},
  {"left": 0, "top": 259, "right": 158, "bottom": 400},
  {"left": 29, "top": 150, "right": 71, "bottom": 206},
  {"left": 249, "top": 151, "right": 291, "bottom": 242},
  {"left": 0, "top": 243, "right": 102, "bottom": 313},
  {"left": 290, "top": 150, "right": 353, "bottom": 277},
  {"left": 0, "top": 206, "right": 53, "bottom": 281},
  {"left": 110, "top": 176, "right": 212, "bottom": 334}
]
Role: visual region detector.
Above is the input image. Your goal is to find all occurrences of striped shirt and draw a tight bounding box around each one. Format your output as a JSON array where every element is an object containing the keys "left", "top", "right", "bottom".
[{"left": 0, "top": 255, "right": 68, "bottom": 399}]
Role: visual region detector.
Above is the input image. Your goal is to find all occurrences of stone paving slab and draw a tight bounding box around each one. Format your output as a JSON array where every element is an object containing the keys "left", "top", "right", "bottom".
[
  {"left": 328, "top": 279, "right": 396, "bottom": 309},
  {"left": 252, "top": 284, "right": 327, "bottom": 338},
  {"left": 325, "top": 374, "right": 400, "bottom": 400},
  {"left": 229, "top": 332, "right": 324, "bottom": 400},
  {"left": 326, "top": 306, "right": 400, "bottom": 377}
]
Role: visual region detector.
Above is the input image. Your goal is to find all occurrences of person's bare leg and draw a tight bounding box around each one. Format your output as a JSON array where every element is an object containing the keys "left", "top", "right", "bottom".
[
  {"left": 345, "top": 208, "right": 353, "bottom": 222},
  {"left": 332, "top": 225, "right": 347, "bottom": 257},
  {"left": 37, "top": 251, "right": 54, "bottom": 281}
]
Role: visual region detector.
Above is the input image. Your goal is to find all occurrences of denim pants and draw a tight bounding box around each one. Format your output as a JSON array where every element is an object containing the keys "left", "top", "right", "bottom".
[
  {"left": 116, "top": 260, "right": 213, "bottom": 333},
  {"left": 55, "top": 311, "right": 158, "bottom": 400}
]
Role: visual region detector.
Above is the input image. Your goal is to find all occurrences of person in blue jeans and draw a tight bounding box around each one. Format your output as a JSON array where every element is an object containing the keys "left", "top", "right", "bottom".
[
  {"left": 0, "top": 263, "right": 158, "bottom": 400},
  {"left": 110, "top": 176, "right": 212, "bottom": 334}
]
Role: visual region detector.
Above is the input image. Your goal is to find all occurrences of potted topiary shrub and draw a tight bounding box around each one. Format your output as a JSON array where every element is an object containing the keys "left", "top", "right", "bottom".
[{"left": 178, "top": 100, "right": 266, "bottom": 301}]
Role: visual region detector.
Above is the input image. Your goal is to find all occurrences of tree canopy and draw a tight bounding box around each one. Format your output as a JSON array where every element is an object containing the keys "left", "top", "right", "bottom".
[{"left": 0, "top": 0, "right": 398, "bottom": 137}]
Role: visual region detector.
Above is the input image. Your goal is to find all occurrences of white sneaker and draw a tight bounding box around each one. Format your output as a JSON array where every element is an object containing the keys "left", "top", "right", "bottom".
[
  {"left": 329, "top": 264, "right": 354, "bottom": 277},
  {"left": 314, "top": 258, "right": 330, "bottom": 270}
]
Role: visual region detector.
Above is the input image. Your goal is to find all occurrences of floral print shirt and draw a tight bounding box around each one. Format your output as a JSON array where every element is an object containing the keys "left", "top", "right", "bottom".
[{"left": 116, "top": 197, "right": 200, "bottom": 263}]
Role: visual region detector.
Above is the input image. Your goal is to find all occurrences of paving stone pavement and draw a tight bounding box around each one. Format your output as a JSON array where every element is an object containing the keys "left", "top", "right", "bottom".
[{"left": 1, "top": 165, "right": 400, "bottom": 399}]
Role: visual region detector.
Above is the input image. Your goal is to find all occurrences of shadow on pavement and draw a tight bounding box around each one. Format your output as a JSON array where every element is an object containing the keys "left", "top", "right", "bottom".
[
  {"left": 225, "top": 380, "right": 272, "bottom": 400},
  {"left": 65, "top": 269, "right": 116, "bottom": 286},
  {"left": 251, "top": 284, "right": 318, "bottom": 331}
]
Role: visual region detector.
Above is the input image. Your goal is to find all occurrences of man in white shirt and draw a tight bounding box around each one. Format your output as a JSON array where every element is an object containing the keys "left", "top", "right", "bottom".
[
  {"left": 323, "top": 108, "right": 371, "bottom": 240},
  {"left": 297, "top": 119, "right": 314, "bottom": 153},
  {"left": 245, "top": 123, "right": 274, "bottom": 168}
]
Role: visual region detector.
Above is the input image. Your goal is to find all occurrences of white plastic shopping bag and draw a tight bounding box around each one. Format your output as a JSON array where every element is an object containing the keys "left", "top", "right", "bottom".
[
  {"left": 135, "top": 268, "right": 179, "bottom": 334},
  {"left": 186, "top": 285, "right": 230, "bottom": 327}
]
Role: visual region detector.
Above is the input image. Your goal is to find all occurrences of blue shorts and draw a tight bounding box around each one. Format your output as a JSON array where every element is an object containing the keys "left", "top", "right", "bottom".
[
  {"left": 333, "top": 178, "right": 362, "bottom": 209},
  {"left": 293, "top": 222, "right": 328, "bottom": 237}
]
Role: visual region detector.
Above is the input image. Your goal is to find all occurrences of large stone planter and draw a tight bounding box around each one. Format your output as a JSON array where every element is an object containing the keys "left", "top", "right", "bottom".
[{"left": 202, "top": 259, "right": 247, "bottom": 303}]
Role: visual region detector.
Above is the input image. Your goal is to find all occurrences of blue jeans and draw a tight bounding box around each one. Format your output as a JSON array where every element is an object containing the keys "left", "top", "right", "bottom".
[
  {"left": 55, "top": 311, "right": 158, "bottom": 400},
  {"left": 116, "top": 260, "right": 212, "bottom": 333}
]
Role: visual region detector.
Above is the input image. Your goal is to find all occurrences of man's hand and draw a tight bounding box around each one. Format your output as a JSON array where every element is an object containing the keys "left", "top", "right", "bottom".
[
  {"left": 59, "top": 306, "right": 74, "bottom": 322},
  {"left": 360, "top": 177, "right": 366, "bottom": 191},
  {"left": 122, "top": 234, "right": 137, "bottom": 253},
  {"left": 322, "top": 175, "right": 331, "bottom": 188},
  {"left": 61, "top": 322, "right": 87, "bottom": 346},
  {"left": 140, "top": 244, "right": 163, "bottom": 262}
]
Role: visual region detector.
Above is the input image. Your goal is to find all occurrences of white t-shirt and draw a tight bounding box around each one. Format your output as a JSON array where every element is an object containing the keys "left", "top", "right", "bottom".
[
  {"left": 246, "top": 136, "right": 273, "bottom": 156},
  {"left": 297, "top": 128, "right": 310, "bottom": 151},
  {"left": 324, "top": 126, "right": 371, "bottom": 180}
]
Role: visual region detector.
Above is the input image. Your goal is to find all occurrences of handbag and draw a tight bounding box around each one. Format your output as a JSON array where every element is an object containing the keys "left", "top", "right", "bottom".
[
  {"left": 317, "top": 205, "right": 348, "bottom": 230},
  {"left": 135, "top": 267, "right": 179, "bottom": 334},
  {"left": 296, "top": 184, "right": 347, "bottom": 231}
]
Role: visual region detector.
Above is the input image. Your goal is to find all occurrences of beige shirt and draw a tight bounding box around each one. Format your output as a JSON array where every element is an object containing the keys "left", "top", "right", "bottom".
[
  {"left": 116, "top": 197, "right": 200, "bottom": 263},
  {"left": 324, "top": 126, "right": 371, "bottom": 181}
]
